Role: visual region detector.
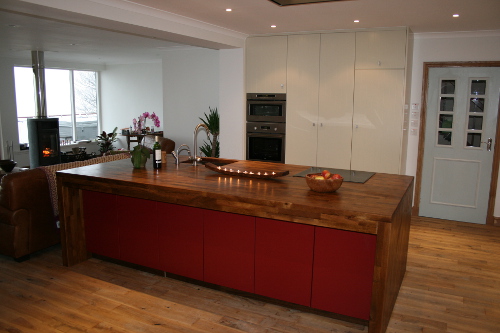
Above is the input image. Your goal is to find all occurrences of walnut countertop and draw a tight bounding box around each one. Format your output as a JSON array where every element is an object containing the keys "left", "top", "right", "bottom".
[{"left": 56, "top": 156, "right": 413, "bottom": 235}]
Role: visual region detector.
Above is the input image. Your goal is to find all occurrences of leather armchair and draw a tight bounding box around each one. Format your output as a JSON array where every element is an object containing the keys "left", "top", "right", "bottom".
[
  {"left": 0, "top": 153, "right": 131, "bottom": 262},
  {"left": 0, "top": 169, "right": 60, "bottom": 261}
]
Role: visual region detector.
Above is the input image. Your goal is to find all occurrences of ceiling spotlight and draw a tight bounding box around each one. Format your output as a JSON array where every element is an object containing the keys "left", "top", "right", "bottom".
[
  {"left": 271, "top": 25, "right": 277, "bottom": 28},
  {"left": 354, "top": 20, "right": 360, "bottom": 23},
  {"left": 226, "top": 8, "right": 232, "bottom": 12},
  {"left": 453, "top": 14, "right": 459, "bottom": 18}
]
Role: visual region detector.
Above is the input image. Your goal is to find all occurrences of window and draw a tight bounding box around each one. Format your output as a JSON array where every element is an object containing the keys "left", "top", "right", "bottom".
[{"left": 14, "top": 67, "right": 99, "bottom": 146}]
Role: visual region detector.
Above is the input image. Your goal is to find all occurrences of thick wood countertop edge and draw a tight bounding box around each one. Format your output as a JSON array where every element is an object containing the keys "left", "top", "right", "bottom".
[{"left": 56, "top": 158, "right": 413, "bottom": 235}]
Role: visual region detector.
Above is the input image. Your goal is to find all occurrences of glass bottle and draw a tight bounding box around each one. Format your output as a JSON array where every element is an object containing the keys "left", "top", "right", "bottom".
[{"left": 153, "top": 136, "right": 161, "bottom": 169}]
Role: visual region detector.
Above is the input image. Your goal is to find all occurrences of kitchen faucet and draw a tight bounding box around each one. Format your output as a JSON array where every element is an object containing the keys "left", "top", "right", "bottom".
[
  {"left": 193, "top": 123, "right": 209, "bottom": 166},
  {"left": 171, "top": 144, "right": 191, "bottom": 165}
]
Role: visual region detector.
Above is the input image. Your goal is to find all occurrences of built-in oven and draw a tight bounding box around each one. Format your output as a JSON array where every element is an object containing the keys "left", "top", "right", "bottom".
[
  {"left": 246, "top": 93, "right": 286, "bottom": 123},
  {"left": 246, "top": 122, "right": 286, "bottom": 163}
]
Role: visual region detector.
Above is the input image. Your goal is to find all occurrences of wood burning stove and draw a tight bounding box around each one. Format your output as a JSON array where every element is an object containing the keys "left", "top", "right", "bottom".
[{"left": 28, "top": 118, "right": 61, "bottom": 167}]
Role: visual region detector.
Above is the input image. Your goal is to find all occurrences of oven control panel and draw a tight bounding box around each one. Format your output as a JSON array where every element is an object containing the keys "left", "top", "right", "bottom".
[{"left": 246, "top": 122, "right": 286, "bottom": 134}]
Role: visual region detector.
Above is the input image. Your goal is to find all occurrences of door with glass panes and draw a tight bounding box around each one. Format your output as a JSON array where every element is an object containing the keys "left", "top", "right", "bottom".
[{"left": 419, "top": 67, "right": 500, "bottom": 224}]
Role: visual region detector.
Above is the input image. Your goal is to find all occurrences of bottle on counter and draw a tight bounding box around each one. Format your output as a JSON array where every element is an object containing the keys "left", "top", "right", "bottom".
[{"left": 153, "top": 136, "right": 162, "bottom": 169}]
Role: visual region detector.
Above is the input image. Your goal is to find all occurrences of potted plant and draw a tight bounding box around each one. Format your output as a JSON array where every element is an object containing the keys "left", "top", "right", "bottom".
[
  {"left": 199, "top": 107, "right": 220, "bottom": 158},
  {"left": 96, "top": 127, "right": 118, "bottom": 155}
]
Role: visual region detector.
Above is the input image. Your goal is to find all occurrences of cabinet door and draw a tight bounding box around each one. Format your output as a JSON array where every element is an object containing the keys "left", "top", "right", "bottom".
[
  {"left": 311, "top": 227, "right": 377, "bottom": 320},
  {"left": 157, "top": 203, "right": 204, "bottom": 281},
  {"left": 204, "top": 210, "right": 255, "bottom": 293},
  {"left": 286, "top": 34, "right": 321, "bottom": 166},
  {"left": 246, "top": 36, "right": 287, "bottom": 93},
  {"left": 255, "top": 218, "right": 314, "bottom": 306},
  {"left": 317, "top": 32, "right": 356, "bottom": 169},
  {"left": 82, "top": 190, "right": 119, "bottom": 259},
  {"left": 355, "top": 30, "right": 407, "bottom": 69},
  {"left": 117, "top": 196, "right": 160, "bottom": 270},
  {"left": 351, "top": 69, "right": 405, "bottom": 174}
]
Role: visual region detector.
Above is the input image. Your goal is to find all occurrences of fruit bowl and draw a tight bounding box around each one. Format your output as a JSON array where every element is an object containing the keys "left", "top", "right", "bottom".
[
  {"left": 305, "top": 173, "right": 343, "bottom": 192},
  {"left": 0, "top": 159, "right": 17, "bottom": 173}
]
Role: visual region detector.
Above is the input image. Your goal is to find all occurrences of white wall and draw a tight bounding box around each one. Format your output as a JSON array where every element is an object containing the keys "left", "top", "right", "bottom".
[
  {"left": 0, "top": 58, "right": 25, "bottom": 165},
  {"left": 219, "top": 48, "right": 246, "bottom": 160},
  {"left": 100, "top": 62, "right": 163, "bottom": 150},
  {"left": 162, "top": 48, "right": 219, "bottom": 154},
  {"left": 407, "top": 30, "right": 500, "bottom": 216}
]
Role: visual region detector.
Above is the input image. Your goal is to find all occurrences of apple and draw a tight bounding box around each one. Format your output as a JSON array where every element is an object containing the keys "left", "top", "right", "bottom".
[
  {"left": 331, "top": 173, "right": 342, "bottom": 179},
  {"left": 321, "top": 170, "right": 332, "bottom": 179}
]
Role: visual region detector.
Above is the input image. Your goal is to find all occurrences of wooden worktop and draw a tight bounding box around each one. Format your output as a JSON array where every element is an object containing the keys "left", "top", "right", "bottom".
[{"left": 56, "top": 156, "right": 413, "bottom": 235}]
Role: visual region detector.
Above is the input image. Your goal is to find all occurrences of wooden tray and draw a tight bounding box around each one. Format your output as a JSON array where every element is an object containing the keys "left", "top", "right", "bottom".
[{"left": 204, "top": 162, "right": 289, "bottom": 179}]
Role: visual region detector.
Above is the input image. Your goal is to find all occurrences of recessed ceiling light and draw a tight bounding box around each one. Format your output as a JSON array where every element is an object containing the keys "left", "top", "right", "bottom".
[
  {"left": 271, "top": 25, "right": 277, "bottom": 28},
  {"left": 453, "top": 14, "right": 459, "bottom": 18},
  {"left": 354, "top": 20, "right": 360, "bottom": 23},
  {"left": 226, "top": 8, "right": 232, "bottom": 12}
]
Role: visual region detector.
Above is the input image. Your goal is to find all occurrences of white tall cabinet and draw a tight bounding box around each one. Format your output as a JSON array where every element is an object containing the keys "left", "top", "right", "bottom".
[
  {"left": 351, "top": 29, "right": 408, "bottom": 174},
  {"left": 286, "top": 33, "right": 356, "bottom": 169},
  {"left": 245, "top": 35, "right": 287, "bottom": 94},
  {"left": 245, "top": 28, "right": 411, "bottom": 174}
]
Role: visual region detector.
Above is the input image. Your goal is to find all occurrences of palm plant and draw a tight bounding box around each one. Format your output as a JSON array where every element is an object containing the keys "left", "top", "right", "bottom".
[{"left": 199, "top": 107, "right": 220, "bottom": 158}]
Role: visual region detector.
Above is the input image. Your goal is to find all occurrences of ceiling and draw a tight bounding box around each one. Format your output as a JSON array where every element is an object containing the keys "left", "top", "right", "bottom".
[{"left": 1, "top": 0, "right": 499, "bottom": 65}]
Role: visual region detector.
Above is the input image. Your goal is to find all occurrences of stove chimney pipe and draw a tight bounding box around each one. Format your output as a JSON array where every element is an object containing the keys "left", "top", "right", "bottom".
[{"left": 31, "top": 50, "right": 47, "bottom": 118}]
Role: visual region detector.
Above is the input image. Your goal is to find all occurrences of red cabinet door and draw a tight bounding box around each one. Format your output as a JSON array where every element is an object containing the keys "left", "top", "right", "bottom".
[
  {"left": 157, "top": 203, "right": 204, "bottom": 280},
  {"left": 82, "top": 190, "right": 119, "bottom": 259},
  {"left": 117, "top": 196, "right": 160, "bottom": 270},
  {"left": 255, "top": 218, "right": 314, "bottom": 306},
  {"left": 311, "top": 227, "right": 377, "bottom": 320},
  {"left": 204, "top": 210, "right": 255, "bottom": 293}
]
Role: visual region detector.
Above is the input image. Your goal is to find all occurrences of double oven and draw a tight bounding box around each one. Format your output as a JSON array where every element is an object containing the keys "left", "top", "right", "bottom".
[{"left": 246, "top": 93, "right": 286, "bottom": 163}]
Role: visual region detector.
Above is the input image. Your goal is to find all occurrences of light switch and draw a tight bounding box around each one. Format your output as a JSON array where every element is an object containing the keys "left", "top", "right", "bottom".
[{"left": 411, "top": 103, "right": 419, "bottom": 110}]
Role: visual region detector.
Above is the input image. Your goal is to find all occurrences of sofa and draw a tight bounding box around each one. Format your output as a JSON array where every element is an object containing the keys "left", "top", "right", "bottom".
[{"left": 0, "top": 153, "right": 130, "bottom": 261}]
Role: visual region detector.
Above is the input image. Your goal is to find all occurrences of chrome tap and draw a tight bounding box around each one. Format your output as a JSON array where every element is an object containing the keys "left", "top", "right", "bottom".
[
  {"left": 193, "top": 123, "right": 209, "bottom": 166},
  {"left": 171, "top": 144, "right": 191, "bottom": 165}
]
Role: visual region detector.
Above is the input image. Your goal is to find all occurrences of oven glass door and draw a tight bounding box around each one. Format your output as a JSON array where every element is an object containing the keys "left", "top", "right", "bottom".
[
  {"left": 247, "top": 101, "right": 286, "bottom": 122},
  {"left": 247, "top": 133, "right": 285, "bottom": 163}
]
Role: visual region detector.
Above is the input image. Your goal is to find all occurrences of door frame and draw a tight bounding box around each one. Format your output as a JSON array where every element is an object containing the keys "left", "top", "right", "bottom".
[{"left": 414, "top": 61, "right": 500, "bottom": 226}]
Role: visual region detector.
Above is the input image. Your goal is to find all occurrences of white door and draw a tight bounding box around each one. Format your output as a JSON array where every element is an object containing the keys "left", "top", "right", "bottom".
[{"left": 420, "top": 67, "right": 500, "bottom": 224}]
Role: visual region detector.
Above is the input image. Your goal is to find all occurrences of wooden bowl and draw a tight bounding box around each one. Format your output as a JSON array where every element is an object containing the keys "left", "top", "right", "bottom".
[
  {"left": 0, "top": 159, "right": 17, "bottom": 172},
  {"left": 305, "top": 173, "right": 343, "bottom": 192}
]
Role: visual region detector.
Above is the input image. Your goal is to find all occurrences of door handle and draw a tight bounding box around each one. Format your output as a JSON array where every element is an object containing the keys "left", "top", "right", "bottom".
[{"left": 481, "top": 138, "right": 492, "bottom": 151}]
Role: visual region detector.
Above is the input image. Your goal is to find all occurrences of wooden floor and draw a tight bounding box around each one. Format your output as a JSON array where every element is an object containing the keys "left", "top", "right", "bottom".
[{"left": 1, "top": 217, "right": 499, "bottom": 333}]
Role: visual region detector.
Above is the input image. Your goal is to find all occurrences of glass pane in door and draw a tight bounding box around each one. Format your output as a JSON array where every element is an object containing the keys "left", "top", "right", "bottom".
[
  {"left": 466, "top": 133, "right": 482, "bottom": 147},
  {"left": 438, "top": 131, "right": 452, "bottom": 145},
  {"left": 440, "top": 97, "right": 454, "bottom": 111},
  {"left": 470, "top": 98, "right": 485, "bottom": 112},
  {"left": 471, "top": 80, "right": 486, "bottom": 95},
  {"left": 441, "top": 80, "right": 456, "bottom": 94},
  {"left": 468, "top": 116, "right": 483, "bottom": 130},
  {"left": 439, "top": 115, "right": 453, "bottom": 128}
]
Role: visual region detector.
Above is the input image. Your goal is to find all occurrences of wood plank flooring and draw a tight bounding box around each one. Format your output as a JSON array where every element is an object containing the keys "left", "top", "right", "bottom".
[{"left": 1, "top": 217, "right": 499, "bottom": 332}]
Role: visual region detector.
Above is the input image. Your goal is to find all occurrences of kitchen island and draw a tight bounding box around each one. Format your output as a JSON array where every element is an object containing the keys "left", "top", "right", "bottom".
[{"left": 56, "top": 157, "right": 413, "bottom": 333}]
